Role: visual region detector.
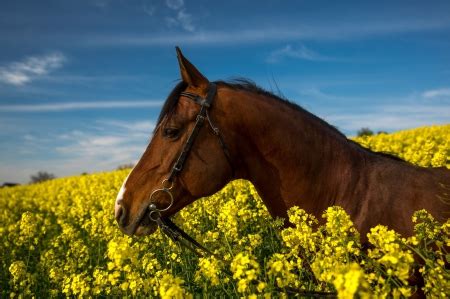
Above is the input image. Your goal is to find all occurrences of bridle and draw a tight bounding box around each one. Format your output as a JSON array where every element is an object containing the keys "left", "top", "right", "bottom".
[
  {"left": 147, "top": 82, "right": 234, "bottom": 224},
  {"left": 141, "top": 81, "right": 337, "bottom": 297}
]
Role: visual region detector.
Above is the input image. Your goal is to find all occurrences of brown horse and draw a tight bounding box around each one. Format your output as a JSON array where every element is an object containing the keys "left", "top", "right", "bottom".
[{"left": 115, "top": 48, "right": 450, "bottom": 241}]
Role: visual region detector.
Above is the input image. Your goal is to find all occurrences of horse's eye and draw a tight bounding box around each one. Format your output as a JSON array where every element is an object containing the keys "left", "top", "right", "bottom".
[{"left": 163, "top": 127, "right": 180, "bottom": 139}]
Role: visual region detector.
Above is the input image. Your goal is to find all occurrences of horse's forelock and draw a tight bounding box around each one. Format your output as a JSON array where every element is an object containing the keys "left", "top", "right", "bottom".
[{"left": 154, "top": 81, "right": 188, "bottom": 132}]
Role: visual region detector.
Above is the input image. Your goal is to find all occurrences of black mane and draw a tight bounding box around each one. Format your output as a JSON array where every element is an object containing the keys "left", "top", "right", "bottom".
[{"left": 157, "top": 78, "right": 404, "bottom": 162}]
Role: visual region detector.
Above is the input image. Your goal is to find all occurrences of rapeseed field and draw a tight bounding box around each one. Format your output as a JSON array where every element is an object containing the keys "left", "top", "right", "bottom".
[{"left": 1, "top": 125, "right": 449, "bottom": 298}]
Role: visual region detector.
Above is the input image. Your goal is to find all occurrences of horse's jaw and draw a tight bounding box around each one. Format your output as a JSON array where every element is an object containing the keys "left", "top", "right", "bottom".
[{"left": 134, "top": 222, "right": 158, "bottom": 236}]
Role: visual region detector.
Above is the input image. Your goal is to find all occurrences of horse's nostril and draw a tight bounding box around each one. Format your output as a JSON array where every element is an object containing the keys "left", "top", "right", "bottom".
[
  {"left": 115, "top": 202, "right": 127, "bottom": 226},
  {"left": 119, "top": 208, "right": 127, "bottom": 226}
]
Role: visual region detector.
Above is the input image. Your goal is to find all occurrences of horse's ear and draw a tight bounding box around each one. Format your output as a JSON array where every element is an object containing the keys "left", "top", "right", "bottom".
[{"left": 176, "top": 47, "right": 209, "bottom": 89}]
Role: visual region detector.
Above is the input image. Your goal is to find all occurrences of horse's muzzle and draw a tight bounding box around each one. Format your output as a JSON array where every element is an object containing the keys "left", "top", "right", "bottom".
[{"left": 115, "top": 200, "right": 157, "bottom": 236}]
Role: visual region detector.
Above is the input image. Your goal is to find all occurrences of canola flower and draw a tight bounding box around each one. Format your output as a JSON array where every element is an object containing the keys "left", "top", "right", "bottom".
[
  {"left": 1, "top": 124, "right": 449, "bottom": 298},
  {"left": 353, "top": 124, "right": 450, "bottom": 168}
]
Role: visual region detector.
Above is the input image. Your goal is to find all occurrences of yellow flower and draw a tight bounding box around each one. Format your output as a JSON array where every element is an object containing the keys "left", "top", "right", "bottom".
[
  {"left": 196, "top": 257, "right": 222, "bottom": 286},
  {"left": 231, "top": 252, "right": 260, "bottom": 293},
  {"left": 158, "top": 272, "right": 192, "bottom": 299},
  {"left": 332, "top": 263, "right": 363, "bottom": 299},
  {"left": 1, "top": 125, "right": 449, "bottom": 297}
]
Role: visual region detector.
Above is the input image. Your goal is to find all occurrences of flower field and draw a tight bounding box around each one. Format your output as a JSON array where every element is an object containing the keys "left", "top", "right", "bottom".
[{"left": 1, "top": 124, "right": 449, "bottom": 298}]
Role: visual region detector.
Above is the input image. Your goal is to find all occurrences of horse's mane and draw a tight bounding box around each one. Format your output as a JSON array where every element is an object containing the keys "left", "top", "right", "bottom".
[
  {"left": 157, "top": 78, "right": 404, "bottom": 162},
  {"left": 215, "top": 78, "right": 348, "bottom": 138}
]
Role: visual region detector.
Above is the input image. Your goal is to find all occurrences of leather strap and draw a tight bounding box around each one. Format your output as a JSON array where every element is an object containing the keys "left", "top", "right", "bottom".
[
  {"left": 167, "top": 83, "right": 235, "bottom": 182},
  {"left": 158, "top": 217, "right": 216, "bottom": 257}
]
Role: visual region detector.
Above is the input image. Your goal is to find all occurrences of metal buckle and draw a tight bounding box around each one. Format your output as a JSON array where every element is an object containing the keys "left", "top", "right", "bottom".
[
  {"left": 200, "top": 100, "right": 210, "bottom": 107},
  {"left": 173, "top": 164, "right": 182, "bottom": 172}
]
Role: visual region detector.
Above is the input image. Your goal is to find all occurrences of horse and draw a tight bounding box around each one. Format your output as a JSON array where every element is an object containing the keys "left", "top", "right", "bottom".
[{"left": 114, "top": 47, "right": 450, "bottom": 243}]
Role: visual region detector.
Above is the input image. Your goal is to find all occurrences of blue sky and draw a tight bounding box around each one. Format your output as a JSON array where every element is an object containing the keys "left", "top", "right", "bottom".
[{"left": 1, "top": 0, "right": 449, "bottom": 183}]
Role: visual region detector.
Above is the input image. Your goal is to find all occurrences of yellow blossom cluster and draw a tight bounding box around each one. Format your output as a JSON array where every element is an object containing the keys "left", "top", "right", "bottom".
[
  {"left": 1, "top": 124, "right": 449, "bottom": 298},
  {"left": 230, "top": 252, "right": 260, "bottom": 293},
  {"left": 195, "top": 256, "right": 222, "bottom": 286},
  {"left": 353, "top": 124, "right": 449, "bottom": 168}
]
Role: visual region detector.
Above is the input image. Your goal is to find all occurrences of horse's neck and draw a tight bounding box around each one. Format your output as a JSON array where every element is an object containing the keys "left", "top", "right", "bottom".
[{"left": 229, "top": 91, "right": 367, "bottom": 220}]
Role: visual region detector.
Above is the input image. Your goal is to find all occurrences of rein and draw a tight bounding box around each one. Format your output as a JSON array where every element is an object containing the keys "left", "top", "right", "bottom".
[
  {"left": 155, "top": 217, "right": 336, "bottom": 297},
  {"left": 146, "top": 82, "right": 336, "bottom": 297}
]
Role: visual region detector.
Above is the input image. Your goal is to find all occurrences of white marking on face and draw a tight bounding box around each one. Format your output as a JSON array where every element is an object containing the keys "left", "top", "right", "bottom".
[
  {"left": 115, "top": 162, "right": 138, "bottom": 204},
  {"left": 115, "top": 172, "right": 131, "bottom": 220},
  {"left": 116, "top": 173, "right": 130, "bottom": 204},
  {"left": 116, "top": 184, "right": 126, "bottom": 203}
]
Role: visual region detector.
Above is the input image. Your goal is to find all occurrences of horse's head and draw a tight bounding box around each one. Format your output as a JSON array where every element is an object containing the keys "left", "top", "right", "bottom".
[{"left": 115, "top": 48, "right": 235, "bottom": 236}]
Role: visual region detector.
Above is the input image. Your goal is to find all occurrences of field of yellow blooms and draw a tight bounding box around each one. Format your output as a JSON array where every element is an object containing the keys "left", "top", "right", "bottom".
[{"left": 1, "top": 124, "right": 449, "bottom": 298}]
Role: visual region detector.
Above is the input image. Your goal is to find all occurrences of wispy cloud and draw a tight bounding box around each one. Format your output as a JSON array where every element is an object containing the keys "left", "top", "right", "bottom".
[
  {"left": 422, "top": 87, "right": 450, "bottom": 99},
  {"left": 165, "top": 0, "right": 184, "bottom": 10},
  {"left": 176, "top": 10, "right": 195, "bottom": 32},
  {"left": 291, "top": 86, "right": 450, "bottom": 134},
  {"left": 267, "top": 44, "right": 332, "bottom": 63},
  {"left": 53, "top": 120, "right": 154, "bottom": 176},
  {"left": 0, "top": 52, "right": 66, "bottom": 86},
  {"left": 0, "top": 119, "right": 155, "bottom": 183},
  {"left": 96, "top": 119, "right": 155, "bottom": 132},
  {"left": 323, "top": 103, "right": 450, "bottom": 134},
  {"left": 318, "top": 100, "right": 450, "bottom": 134},
  {"left": 165, "top": 0, "right": 195, "bottom": 32},
  {"left": 298, "top": 87, "right": 339, "bottom": 100},
  {"left": 0, "top": 100, "right": 163, "bottom": 112},
  {"left": 85, "top": 19, "right": 450, "bottom": 47},
  {"left": 92, "top": 0, "right": 112, "bottom": 9},
  {"left": 143, "top": 2, "right": 155, "bottom": 16}
]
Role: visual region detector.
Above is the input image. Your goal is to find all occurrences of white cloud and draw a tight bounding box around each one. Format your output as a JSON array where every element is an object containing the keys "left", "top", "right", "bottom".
[
  {"left": 86, "top": 19, "right": 450, "bottom": 47},
  {"left": 323, "top": 103, "right": 450, "bottom": 134},
  {"left": 92, "top": 0, "right": 112, "bottom": 8},
  {"left": 164, "top": 0, "right": 195, "bottom": 32},
  {"left": 287, "top": 85, "right": 450, "bottom": 135},
  {"left": 0, "top": 119, "right": 155, "bottom": 183},
  {"left": 176, "top": 9, "right": 195, "bottom": 32},
  {"left": 0, "top": 100, "right": 163, "bottom": 112},
  {"left": 0, "top": 52, "right": 66, "bottom": 86},
  {"left": 97, "top": 120, "right": 155, "bottom": 132},
  {"left": 53, "top": 120, "right": 155, "bottom": 175},
  {"left": 165, "top": 11, "right": 195, "bottom": 32},
  {"left": 143, "top": 3, "right": 155, "bottom": 16},
  {"left": 267, "top": 44, "right": 331, "bottom": 63},
  {"left": 299, "top": 87, "right": 338, "bottom": 100},
  {"left": 23, "top": 134, "right": 36, "bottom": 141},
  {"left": 165, "top": 0, "right": 184, "bottom": 10},
  {"left": 422, "top": 88, "right": 450, "bottom": 99}
]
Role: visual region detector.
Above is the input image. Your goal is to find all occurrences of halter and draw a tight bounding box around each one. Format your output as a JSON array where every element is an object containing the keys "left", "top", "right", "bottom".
[{"left": 147, "top": 82, "right": 234, "bottom": 223}]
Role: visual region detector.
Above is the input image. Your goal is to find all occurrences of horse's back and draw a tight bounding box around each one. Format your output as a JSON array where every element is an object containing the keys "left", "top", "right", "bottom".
[
  {"left": 354, "top": 159, "right": 449, "bottom": 239},
  {"left": 427, "top": 166, "right": 450, "bottom": 221},
  {"left": 388, "top": 163, "right": 449, "bottom": 227}
]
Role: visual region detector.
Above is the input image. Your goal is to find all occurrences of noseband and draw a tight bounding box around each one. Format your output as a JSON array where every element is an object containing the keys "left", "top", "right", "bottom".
[{"left": 148, "top": 82, "right": 234, "bottom": 222}]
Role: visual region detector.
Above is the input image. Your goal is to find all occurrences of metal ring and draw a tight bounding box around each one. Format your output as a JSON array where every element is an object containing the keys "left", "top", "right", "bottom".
[
  {"left": 148, "top": 209, "right": 161, "bottom": 221},
  {"left": 149, "top": 187, "right": 174, "bottom": 212},
  {"left": 162, "top": 179, "right": 174, "bottom": 190}
]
